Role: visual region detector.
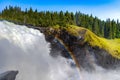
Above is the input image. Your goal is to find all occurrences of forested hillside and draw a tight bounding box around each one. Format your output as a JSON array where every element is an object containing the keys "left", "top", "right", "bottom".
[{"left": 0, "top": 6, "right": 120, "bottom": 39}]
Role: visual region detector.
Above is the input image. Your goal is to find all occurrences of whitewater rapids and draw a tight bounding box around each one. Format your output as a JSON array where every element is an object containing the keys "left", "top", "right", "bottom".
[
  {"left": 0, "top": 20, "right": 120, "bottom": 80},
  {"left": 0, "top": 20, "right": 80, "bottom": 80}
]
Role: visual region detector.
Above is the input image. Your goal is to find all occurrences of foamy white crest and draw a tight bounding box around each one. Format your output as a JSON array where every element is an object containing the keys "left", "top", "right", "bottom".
[{"left": 0, "top": 20, "right": 80, "bottom": 80}]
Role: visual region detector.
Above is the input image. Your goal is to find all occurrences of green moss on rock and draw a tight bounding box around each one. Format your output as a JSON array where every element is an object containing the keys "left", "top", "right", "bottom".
[{"left": 49, "top": 25, "right": 120, "bottom": 59}]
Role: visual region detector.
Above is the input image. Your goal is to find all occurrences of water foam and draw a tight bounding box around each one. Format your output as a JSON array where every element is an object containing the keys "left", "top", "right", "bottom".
[{"left": 0, "top": 21, "right": 80, "bottom": 80}]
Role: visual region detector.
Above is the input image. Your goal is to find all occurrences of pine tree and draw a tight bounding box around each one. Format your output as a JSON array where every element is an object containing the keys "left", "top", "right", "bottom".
[
  {"left": 1, "top": 6, "right": 120, "bottom": 38},
  {"left": 59, "top": 11, "right": 65, "bottom": 26}
]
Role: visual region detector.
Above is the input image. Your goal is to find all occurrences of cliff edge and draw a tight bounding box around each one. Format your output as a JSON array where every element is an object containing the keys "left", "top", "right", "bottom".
[{"left": 43, "top": 25, "right": 120, "bottom": 70}]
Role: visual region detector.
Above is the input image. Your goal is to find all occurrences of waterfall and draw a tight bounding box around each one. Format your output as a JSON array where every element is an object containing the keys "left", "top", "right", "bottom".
[
  {"left": 0, "top": 20, "right": 80, "bottom": 80},
  {"left": 0, "top": 20, "right": 120, "bottom": 80}
]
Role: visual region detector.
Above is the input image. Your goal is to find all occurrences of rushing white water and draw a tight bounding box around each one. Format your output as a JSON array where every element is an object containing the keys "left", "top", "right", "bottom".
[
  {"left": 0, "top": 21, "right": 80, "bottom": 80},
  {"left": 0, "top": 20, "right": 120, "bottom": 80}
]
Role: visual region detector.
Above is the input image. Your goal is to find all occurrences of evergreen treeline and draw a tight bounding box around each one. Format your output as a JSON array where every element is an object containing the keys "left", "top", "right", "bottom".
[{"left": 0, "top": 6, "right": 120, "bottom": 39}]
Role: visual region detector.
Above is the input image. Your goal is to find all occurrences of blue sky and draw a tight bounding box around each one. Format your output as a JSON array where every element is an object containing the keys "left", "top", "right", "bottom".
[{"left": 0, "top": 0, "right": 120, "bottom": 20}]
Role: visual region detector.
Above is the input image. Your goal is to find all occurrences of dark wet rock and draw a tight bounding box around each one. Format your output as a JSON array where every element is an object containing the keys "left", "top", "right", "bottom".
[
  {"left": 40, "top": 28, "right": 120, "bottom": 71},
  {"left": 0, "top": 71, "right": 18, "bottom": 80}
]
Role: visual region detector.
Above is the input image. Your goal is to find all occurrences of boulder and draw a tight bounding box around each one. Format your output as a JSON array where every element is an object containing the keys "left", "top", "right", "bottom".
[{"left": 0, "top": 71, "right": 18, "bottom": 80}]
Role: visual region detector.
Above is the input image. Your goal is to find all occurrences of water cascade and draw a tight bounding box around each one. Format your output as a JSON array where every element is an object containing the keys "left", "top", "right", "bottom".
[
  {"left": 0, "top": 20, "right": 120, "bottom": 80},
  {"left": 0, "top": 21, "right": 80, "bottom": 80}
]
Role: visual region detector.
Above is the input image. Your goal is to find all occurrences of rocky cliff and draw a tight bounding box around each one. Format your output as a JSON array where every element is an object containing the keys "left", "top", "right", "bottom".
[{"left": 41, "top": 25, "right": 120, "bottom": 71}]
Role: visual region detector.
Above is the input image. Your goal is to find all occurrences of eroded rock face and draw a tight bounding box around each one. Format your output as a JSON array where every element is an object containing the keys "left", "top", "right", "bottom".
[
  {"left": 0, "top": 71, "right": 18, "bottom": 80},
  {"left": 42, "top": 28, "right": 120, "bottom": 71}
]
